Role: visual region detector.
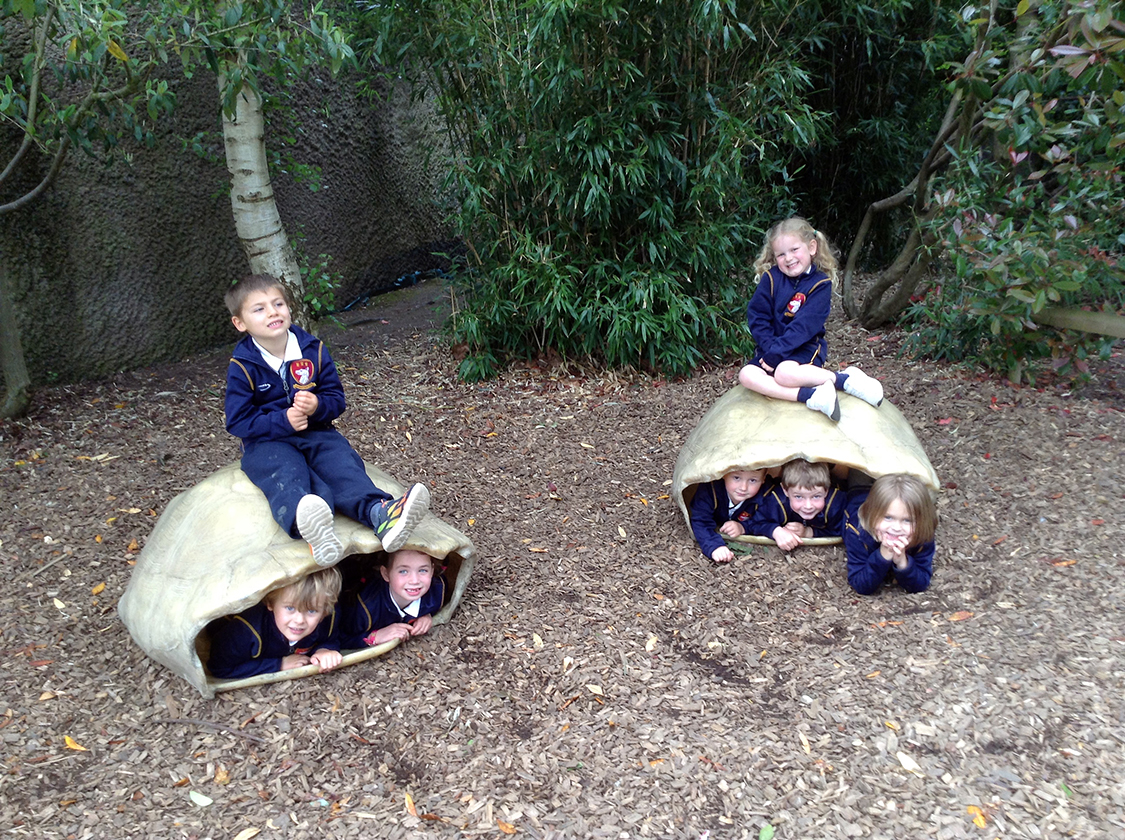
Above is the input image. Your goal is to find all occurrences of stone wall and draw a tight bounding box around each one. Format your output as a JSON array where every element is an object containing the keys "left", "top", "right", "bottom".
[{"left": 0, "top": 70, "right": 450, "bottom": 383}]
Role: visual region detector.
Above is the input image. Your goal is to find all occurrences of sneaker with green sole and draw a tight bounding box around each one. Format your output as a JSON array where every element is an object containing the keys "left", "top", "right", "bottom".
[{"left": 372, "top": 483, "right": 430, "bottom": 552}]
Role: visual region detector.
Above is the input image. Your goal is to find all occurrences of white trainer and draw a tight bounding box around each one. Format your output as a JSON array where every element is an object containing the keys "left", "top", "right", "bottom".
[
  {"left": 296, "top": 494, "right": 344, "bottom": 566},
  {"left": 842, "top": 366, "right": 884, "bottom": 407},
  {"left": 805, "top": 381, "right": 841, "bottom": 422}
]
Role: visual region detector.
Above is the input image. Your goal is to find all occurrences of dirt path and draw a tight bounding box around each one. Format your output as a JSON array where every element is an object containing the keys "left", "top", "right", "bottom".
[{"left": 1, "top": 280, "right": 1123, "bottom": 839}]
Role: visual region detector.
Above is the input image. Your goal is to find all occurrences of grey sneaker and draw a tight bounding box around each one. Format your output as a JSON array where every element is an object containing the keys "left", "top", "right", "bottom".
[
  {"left": 296, "top": 495, "right": 344, "bottom": 566},
  {"left": 806, "top": 381, "right": 841, "bottom": 422},
  {"left": 372, "top": 483, "right": 430, "bottom": 552},
  {"left": 842, "top": 365, "right": 884, "bottom": 407}
]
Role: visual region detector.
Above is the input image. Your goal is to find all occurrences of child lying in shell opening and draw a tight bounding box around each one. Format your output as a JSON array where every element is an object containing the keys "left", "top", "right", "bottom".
[
  {"left": 843, "top": 472, "right": 937, "bottom": 595},
  {"left": 689, "top": 467, "right": 772, "bottom": 563},
  {"left": 207, "top": 567, "right": 343, "bottom": 679},
  {"left": 338, "top": 549, "right": 447, "bottom": 648},
  {"left": 749, "top": 459, "right": 846, "bottom": 551}
]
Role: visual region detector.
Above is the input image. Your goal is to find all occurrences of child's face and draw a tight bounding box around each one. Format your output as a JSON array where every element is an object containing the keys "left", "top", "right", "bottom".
[
  {"left": 231, "top": 287, "right": 292, "bottom": 344},
  {"left": 874, "top": 497, "right": 914, "bottom": 545},
  {"left": 269, "top": 596, "right": 327, "bottom": 643},
  {"left": 783, "top": 484, "right": 827, "bottom": 520},
  {"left": 381, "top": 549, "right": 434, "bottom": 608},
  {"left": 772, "top": 232, "right": 817, "bottom": 278},
  {"left": 723, "top": 469, "right": 766, "bottom": 504}
]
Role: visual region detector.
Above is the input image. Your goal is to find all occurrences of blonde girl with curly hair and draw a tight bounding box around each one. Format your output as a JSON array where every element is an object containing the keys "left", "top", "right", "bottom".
[{"left": 738, "top": 217, "right": 884, "bottom": 421}]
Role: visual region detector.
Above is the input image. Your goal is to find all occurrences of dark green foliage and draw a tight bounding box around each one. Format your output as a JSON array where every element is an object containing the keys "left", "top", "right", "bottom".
[
  {"left": 360, "top": 0, "right": 824, "bottom": 378},
  {"left": 906, "top": 1, "right": 1125, "bottom": 385},
  {"left": 784, "top": 1, "right": 967, "bottom": 259}
]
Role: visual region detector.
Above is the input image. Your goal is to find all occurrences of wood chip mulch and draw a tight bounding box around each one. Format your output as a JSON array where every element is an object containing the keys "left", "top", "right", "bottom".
[{"left": 1, "top": 281, "right": 1123, "bottom": 839}]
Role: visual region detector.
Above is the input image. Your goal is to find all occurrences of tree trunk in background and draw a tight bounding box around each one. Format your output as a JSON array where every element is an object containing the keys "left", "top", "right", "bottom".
[
  {"left": 219, "top": 77, "right": 310, "bottom": 325},
  {"left": 1, "top": 260, "right": 31, "bottom": 418}
]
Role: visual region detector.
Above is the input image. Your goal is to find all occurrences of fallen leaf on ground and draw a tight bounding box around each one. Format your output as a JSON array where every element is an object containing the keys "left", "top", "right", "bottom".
[
  {"left": 91, "top": 582, "right": 105, "bottom": 596},
  {"left": 949, "top": 611, "right": 974, "bottom": 621},
  {"left": 967, "top": 805, "right": 988, "bottom": 827},
  {"left": 232, "top": 829, "right": 261, "bottom": 840},
  {"left": 896, "top": 751, "right": 923, "bottom": 775},
  {"left": 64, "top": 735, "right": 87, "bottom": 751},
  {"left": 405, "top": 792, "right": 417, "bottom": 816},
  {"left": 497, "top": 820, "right": 517, "bottom": 834},
  {"left": 189, "top": 790, "right": 212, "bottom": 807}
]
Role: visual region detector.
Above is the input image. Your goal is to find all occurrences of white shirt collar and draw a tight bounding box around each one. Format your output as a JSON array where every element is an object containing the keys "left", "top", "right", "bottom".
[
  {"left": 396, "top": 597, "right": 422, "bottom": 619},
  {"left": 252, "top": 330, "right": 301, "bottom": 373}
]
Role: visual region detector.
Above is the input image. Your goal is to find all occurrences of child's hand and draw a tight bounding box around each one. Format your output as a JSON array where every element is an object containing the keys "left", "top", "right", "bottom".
[
  {"left": 365, "top": 623, "right": 413, "bottom": 646},
  {"left": 783, "top": 522, "right": 810, "bottom": 537},
  {"left": 879, "top": 534, "right": 910, "bottom": 568},
  {"left": 718, "top": 520, "right": 745, "bottom": 538},
  {"left": 280, "top": 654, "right": 311, "bottom": 671},
  {"left": 311, "top": 648, "right": 343, "bottom": 671},
  {"left": 710, "top": 545, "right": 735, "bottom": 564},
  {"left": 410, "top": 615, "right": 433, "bottom": 636},
  {"left": 772, "top": 526, "right": 802, "bottom": 552},
  {"left": 286, "top": 405, "right": 309, "bottom": 431},
  {"left": 292, "top": 390, "right": 319, "bottom": 416}
]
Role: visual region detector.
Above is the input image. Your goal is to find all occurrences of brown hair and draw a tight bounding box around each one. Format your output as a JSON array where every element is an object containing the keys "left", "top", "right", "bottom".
[
  {"left": 780, "top": 459, "right": 830, "bottom": 492},
  {"left": 752, "top": 217, "right": 840, "bottom": 283},
  {"left": 224, "top": 273, "right": 290, "bottom": 318},
  {"left": 265, "top": 566, "right": 342, "bottom": 614},
  {"left": 859, "top": 474, "right": 938, "bottom": 549},
  {"left": 380, "top": 548, "right": 436, "bottom": 570}
]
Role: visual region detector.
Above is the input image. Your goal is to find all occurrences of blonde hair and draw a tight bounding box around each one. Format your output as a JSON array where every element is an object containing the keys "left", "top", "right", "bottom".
[
  {"left": 752, "top": 217, "right": 839, "bottom": 283},
  {"left": 780, "top": 459, "right": 830, "bottom": 492},
  {"left": 265, "top": 566, "right": 343, "bottom": 614},
  {"left": 225, "top": 273, "right": 290, "bottom": 318},
  {"left": 859, "top": 474, "right": 938, "bottom": 549}
]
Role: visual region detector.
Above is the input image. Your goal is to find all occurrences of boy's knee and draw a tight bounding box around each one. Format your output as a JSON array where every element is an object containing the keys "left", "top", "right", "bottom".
[{"left": 738, "top": 364, "right": 763, "bottom": 389}]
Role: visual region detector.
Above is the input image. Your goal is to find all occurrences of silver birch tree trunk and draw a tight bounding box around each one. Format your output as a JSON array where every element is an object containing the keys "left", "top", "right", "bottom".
[{"left": 218, "top": 75, "right": 309, "bottom": 324}]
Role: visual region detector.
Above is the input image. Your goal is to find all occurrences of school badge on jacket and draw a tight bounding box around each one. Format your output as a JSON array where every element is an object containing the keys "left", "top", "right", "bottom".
[
  {"left": 290, "top": 359, "right": 316, "bottom": 389},
  {"left": 786, "top": 292, "right": 806, "bottom": 316}
]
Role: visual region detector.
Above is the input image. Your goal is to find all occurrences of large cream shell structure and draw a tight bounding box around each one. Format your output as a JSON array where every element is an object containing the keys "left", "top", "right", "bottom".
[
  {"left": 118, "top": 462, "right": 474, "bottom": 698},
  {"left": 673, "top": 387, "right": 939, "bottom": 544}
]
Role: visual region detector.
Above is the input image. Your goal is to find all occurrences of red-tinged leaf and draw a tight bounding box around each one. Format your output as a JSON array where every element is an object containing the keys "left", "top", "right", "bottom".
[
  {"left": 944, "top": 481, "right": 958, "bottom": 490},
  {"left": 1091, "top": 519, "right": 1105, "bottom": 526},
  {"left": 937, "top": 418, "right": 954, "bottom": 425},
  {"left": 949, "top": 611, "right": 974, "bottom": 622},
  {"left": 420, "top": 813, "right": 444, "bottom": 821},
  {"left": 1049, "top": 492, "right": 1063, "bottom": 499},
  {"left": 992, "top": 536, "right": 1007, "bottom": 545},
  {"left": 983, "top": 452, "right": 991, "bottom": 459},
  {"left": 29, "top": 660, "right": 53, "bottom": 667},
  {"left": 1050, "top": 558, "right": 1077, "bottom": 567}
]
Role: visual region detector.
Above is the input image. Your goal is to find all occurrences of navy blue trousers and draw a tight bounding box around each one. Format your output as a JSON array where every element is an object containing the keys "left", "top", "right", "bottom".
[{"left": 241, "top": 428, "right": 393, "bottom": 538}]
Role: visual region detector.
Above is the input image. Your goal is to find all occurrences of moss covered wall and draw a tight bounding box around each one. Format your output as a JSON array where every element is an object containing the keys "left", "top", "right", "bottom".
[{"left": 0, "top": 71, "right": 448, "bottom": 383}]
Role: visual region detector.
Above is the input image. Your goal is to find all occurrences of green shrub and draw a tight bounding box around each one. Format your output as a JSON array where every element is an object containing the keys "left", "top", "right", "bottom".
[
  {"left": 360, "top": 0, "right": 824, "bottom": 377},
  {"left": 906, "top": 1, "right": 1125, "bottom": 385}
]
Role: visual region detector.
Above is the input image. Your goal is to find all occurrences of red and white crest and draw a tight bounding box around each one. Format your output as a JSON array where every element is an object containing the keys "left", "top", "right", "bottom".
[
  {"left": 289, "top": 359, "right": 315, "bottom": 387},
  {"left": 786, "top": 292, "right": 806, "bottom": 316}
]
